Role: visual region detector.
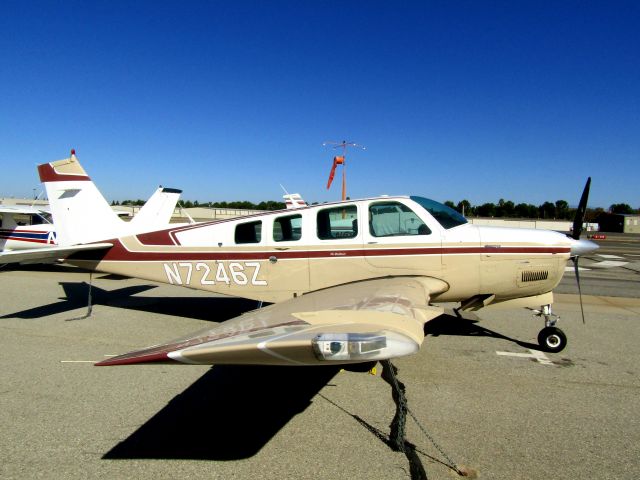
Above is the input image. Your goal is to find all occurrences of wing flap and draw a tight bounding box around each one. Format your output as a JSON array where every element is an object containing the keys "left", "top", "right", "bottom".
[{"left": 97, "top": 276, "right": 447, "bottom": 367}]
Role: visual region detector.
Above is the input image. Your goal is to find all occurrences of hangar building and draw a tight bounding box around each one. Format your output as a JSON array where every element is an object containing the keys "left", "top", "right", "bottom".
[{"left": 597, "top": 213, "right": 640, "bottom": 233}]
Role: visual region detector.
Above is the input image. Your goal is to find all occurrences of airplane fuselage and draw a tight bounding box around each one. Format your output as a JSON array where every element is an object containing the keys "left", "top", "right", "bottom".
[
  {"left": 0, "top": 224, "right": 57, "bottom": 252},
  {"left": 68, "top": 196, "right": 573, "bottom": 308}
]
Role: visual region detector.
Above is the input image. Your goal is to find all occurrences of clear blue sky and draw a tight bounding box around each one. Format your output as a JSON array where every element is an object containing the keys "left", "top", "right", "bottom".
[{"left": 1, "top": 1, "right": 638, "bottom": 209}]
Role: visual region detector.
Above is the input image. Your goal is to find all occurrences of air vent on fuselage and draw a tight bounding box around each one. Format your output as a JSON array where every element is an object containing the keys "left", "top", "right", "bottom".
[{"left": 521, "top": 270, "right": 549, "bottom": 283}]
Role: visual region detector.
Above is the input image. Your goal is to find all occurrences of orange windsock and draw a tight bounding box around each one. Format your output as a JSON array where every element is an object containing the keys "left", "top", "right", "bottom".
[{"left": 326, "top": 156, "right": 345, "bottom": 189}]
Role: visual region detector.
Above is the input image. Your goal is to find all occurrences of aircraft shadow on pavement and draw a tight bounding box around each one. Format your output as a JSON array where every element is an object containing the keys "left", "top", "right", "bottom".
[
  {"left": 1, "top": 281, "right": 259, "bottom": 322},
  {"left": 103, "top": 364, "right": 341, "bottom": 461},
  {"left": 425, "top": 313, "right": 539, "bottom": 351}
]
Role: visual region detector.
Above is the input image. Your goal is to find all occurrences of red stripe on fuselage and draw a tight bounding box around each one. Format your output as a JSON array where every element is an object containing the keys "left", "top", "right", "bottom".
[
  {"left": 136, "top": 230, "right": 180, "bottom": 246},
  {"left": 80, "top": 240, "right": 570, "bottom": 262}
]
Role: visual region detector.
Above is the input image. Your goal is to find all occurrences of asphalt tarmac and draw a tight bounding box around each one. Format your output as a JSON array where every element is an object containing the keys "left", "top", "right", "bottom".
[
  {"left": 556, "top": 233, "right": 640, "bottom": 298},
  {"left": 1, "top": 255, "right": 639, "bottom": 479}
]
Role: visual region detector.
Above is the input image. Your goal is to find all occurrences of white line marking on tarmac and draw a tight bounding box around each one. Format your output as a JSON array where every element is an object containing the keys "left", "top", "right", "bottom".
[
  {"left": 597, "top": 254, "right": 624, "bottom": 259},
  {"left": 590, "top": 260, "right": 629, "bottom": 268},
  {"left": 61, "top": 355, "right": 117, "bottom": 363},
  {"left": 565, "top": 266, "right": 590, "bottom": 272},
  {"left": 496, "top": 349, "right": 554, "bottom": 365}
]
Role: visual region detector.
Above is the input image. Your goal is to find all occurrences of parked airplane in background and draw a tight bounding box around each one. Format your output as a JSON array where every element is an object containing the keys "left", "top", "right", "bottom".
[
  {"left": 2, "top": 153, "right": 598, "bottom": 365},
  {"left": 0, "top": 205, "right": 57, "bottom": 251},
  {"left": 0, "top": 150, "right": 183, "bottom": 258},
  {"left": 283, "top": 192, "right": 307, "bottom": 209}
]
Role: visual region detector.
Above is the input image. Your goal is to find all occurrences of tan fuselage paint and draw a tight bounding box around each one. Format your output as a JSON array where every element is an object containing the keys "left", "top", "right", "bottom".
[
  {"left": 67, "top": 196, "right": 570, "bottom": 307},
  {"left": 70, "top": 240, "right": 567, "bottom": 305}
]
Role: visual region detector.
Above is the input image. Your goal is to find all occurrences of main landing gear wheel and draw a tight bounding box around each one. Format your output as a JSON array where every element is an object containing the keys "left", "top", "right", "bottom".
[{"left": 538, "top": 327, "right": 567, "bottom": 353}]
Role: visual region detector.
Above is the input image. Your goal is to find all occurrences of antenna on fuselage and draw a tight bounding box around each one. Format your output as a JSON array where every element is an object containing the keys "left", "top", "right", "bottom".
[{"left": 323, "top": 140, "right": 366, "bottom": 201}]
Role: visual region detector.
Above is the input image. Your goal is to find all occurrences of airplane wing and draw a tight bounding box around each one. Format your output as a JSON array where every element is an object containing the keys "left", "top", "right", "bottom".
[
  {"left": 97, "top": 276, "right": 448, "bottom": 367},
  {"left": 0, "top": 205, "right": 43, "bottom": 215},
  {"left": 0, "top": 243, "right": 113, "bottom": 264}
]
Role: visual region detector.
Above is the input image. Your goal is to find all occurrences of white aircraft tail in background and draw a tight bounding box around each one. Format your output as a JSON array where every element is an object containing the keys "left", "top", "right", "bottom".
[
  {"left": 283, "top": 193, "right": 307, "bottom": 209},
  {"left": 129, "top": 186, "right": 182, "bottom": 230}
]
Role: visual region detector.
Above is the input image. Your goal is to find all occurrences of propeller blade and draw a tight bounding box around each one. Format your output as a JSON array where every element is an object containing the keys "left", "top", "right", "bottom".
[
  {"left": 571, "top": 177, "right": 591, "bottom": 240},
  {"left": 573, "top": 257, "right": 586, "bottom": 324}
]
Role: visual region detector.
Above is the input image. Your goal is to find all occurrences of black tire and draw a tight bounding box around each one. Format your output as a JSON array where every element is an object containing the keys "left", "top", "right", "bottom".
[
  {"left": 538, "top": 327, "right": 567, "bottom": 353},
  {"left": 343, "top": 361, "right": 378, "bottom": 373}
]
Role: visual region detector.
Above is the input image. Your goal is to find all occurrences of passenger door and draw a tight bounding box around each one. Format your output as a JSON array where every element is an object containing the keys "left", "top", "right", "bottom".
[
  {"left": 264, "top": 212, "right": 310, "bottom": 300},
  {"left": 363, "top": 199, "right": 442, "bottom": 276}
]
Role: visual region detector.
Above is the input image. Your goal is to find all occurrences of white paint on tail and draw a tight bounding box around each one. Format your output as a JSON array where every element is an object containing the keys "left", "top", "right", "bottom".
[{"left": 40, "top": 152, "right": 182, "bottom": 246}]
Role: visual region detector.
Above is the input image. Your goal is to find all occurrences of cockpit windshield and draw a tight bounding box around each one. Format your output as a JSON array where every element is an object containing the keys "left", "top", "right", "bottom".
[{"left": 410, "top": 196, "right": 468, "bottom": 229}]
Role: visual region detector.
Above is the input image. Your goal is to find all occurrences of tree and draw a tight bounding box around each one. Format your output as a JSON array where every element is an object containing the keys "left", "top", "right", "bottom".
[
  {"left": 515, "top": 203, "right": 537, "bottom": 218},
  {"left": 496, "top": 199, "right": 515, "bottom": 217},
  {"left": 444, "top": 201, "right": 456, "bottom": 210},
  {"left": 610, "top": 203, "right": 634, "bottom": 214},
  {"left": 539, "top": 202, "right": 555, "bottom": 219},
  {"left": 476, "top": 202, "right": 496, "bottom": 217},
  {"left": 457, "top": 199, "right": 472, "bottom": 216},
  {"left": 555, "top": 200, "right": 569, "bottom": 220}
]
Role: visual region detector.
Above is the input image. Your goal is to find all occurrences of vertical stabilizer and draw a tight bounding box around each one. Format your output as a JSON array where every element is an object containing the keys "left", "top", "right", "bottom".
[
  {"left": 284, "top": 193, "right": 307, "bottom": 209},
  {"left": 129, "top": 187, "right": 181, "bottom": 230},
  {"left": 38, "top": 152, "right": 125, "bottom": 246},
  {"left": 38, "top": 151, "right": 182, "bottom": 246}
]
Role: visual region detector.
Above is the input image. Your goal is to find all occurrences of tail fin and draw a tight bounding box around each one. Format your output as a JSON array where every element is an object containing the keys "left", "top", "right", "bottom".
[
  {"left": 283, "top": 193, "right": 307, "bottom": 209},
  {"left": 38, "top": 151, "right": 178, "bottom": 246},
  {"left": 129, "top": 186, "right": 181, "bottom": 230},
  {"left": 38, "top": 151, "right": 125, "bottom": 246}
]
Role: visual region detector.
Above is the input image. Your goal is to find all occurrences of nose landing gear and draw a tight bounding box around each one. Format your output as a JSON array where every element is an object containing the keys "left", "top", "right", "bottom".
[{"left": 532, "top": 304, "right": 567, "bottom": 353}]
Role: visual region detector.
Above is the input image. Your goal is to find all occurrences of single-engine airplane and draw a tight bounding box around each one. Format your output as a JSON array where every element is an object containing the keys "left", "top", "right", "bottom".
[
  {"left": 0, "top": 151, "right": 184, "bottom": 262},
  {"left": 3, "top": 153, "right": 598, "bottom": 366},
  {"left": 283, "top": 192, "right": 307, "bottom": 209},
  {"left": 0, "top": 204, "right": 57, "bottom": 251}
]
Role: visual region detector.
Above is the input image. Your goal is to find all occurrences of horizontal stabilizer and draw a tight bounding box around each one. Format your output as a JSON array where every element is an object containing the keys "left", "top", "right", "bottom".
[
  {"left": 0, "top": 243, "right": 112, "bottom": 264},
  {"left": 0, "top": 205, "right": 46, "bottom": 215}
]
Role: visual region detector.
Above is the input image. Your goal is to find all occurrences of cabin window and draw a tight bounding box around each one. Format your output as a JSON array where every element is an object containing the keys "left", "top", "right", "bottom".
[
  {"left": 369, "top": 202, "right": 431, "bottom": 237},
  {"left": 30, "top": 214, "right": 46, "bottom": 225},
  {"left": 410, "top": 196, "right": 468, "bottom": 229},
  {"left": 274, "top": 214, "right": 302, "bottom": 242},
  {"left": 317, "top": 206, "right": 358, "bottom": 240},
  {"left": 234, "top": 220, "right": 262, "bottom": 244}
]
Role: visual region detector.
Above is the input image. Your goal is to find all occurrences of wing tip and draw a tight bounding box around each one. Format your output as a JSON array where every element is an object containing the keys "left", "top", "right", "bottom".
[{"left": 95, "top": 351, "right": 178, "bottom": 366}]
